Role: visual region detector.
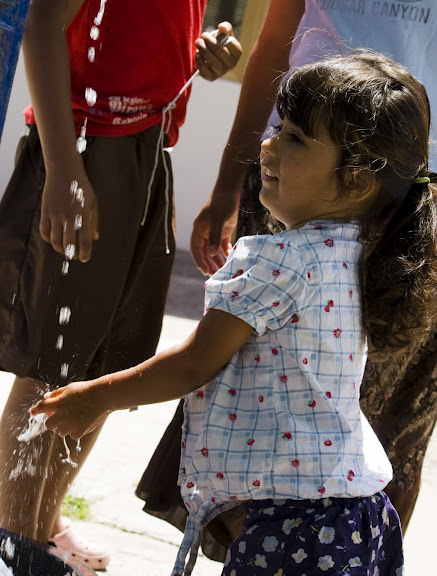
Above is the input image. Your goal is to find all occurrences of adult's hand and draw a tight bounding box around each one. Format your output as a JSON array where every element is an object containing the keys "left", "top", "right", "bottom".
[
  {"left": 191, "top": 188, "right": 239, "bottom": 276},
  {"left": 195, "top": 21, "right": 242, "bottom": 82},
  {"left": 40, "top": 161, "right": 99, "bottom": 263}
]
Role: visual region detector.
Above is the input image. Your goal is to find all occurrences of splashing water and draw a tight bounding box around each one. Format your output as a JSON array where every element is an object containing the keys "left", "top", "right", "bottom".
[
  {"left": 0, "top": 537, "right": 15, "bottom": 561},
  {"left": 74, "top": 214, "right": 83, "bottom": 230},
  {"left": 60, "top": 363, "right": 69, "bottom": 379},
  {"left": 76, "top": 120, "right": 87, "bottom": 154},
  {"left": 60, "top": 438, "right": 78, "bottom": 468},
  {"left": 59, "top": 307, "right": 71, "bottom": 326},
  {"left": 17, "top": 414, "right": 47, "bottom": 442},
  {"left": 85, "top": 87, "right": 97, "bottom": 107},
  {"left": 62, "top": 261, "right": 69, "bottom": 275},
  {"left": 56, "top": 335, "right": 64, "bottom": 350},
  {"left": 64, "top": 244, "right": 75, "bottom": 261},
  {"left": 90, "top": 25, "right": 99, "bottom": 40},
  {"left": 0, "top": 557, "right": 14, "bottom": 576},
  {"left": 88, "top": 47, "right": 95, "bottom": 62}
]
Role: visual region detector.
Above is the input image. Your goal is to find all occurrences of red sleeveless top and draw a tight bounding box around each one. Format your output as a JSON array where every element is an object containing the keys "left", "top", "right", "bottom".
[{"left": 25, "top": 0, "right": 208, "bottom": 146}]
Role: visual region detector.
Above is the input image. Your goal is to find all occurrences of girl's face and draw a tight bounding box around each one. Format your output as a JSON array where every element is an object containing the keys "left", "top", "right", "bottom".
[{"left": 260, "top": 118, "right": 350, "bottom": 229}]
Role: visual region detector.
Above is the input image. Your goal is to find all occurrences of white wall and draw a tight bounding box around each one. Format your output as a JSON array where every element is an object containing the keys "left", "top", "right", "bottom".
[{"left": 0, "top": 53, "right": 241, "bottom": 253}]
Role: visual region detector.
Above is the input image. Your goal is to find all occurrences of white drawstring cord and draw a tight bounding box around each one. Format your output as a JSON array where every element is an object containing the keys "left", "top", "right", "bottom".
[{"left": 140, "top": 70, "right": 201, "bottom": 255}]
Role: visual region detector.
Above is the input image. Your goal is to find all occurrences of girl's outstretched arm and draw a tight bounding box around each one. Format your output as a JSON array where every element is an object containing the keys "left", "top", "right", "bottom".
[{"left": 30, "top": 310, "right": 253, "bottom": 439}]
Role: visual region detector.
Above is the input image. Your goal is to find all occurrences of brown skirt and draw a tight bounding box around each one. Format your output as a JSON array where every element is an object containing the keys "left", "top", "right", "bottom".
[{"left": 136, "top": 162, "right": 437, "bottom": 562}]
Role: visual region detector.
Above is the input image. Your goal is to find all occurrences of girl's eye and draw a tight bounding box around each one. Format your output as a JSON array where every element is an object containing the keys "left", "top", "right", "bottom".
[{"left": 288, "top": 132, "right": 303, "bottom": 145}]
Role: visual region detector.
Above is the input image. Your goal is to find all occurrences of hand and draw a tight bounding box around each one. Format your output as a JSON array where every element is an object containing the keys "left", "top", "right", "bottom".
[
  {"left": 40, "top": 160, "right": 99, "bottom": 262},
  {"left": 30, "top": 381, "right": 109, "bottom": 440},
  {"left": 195, "top": 21, "right": 242, "bottom": 82},
  {"left": 190, "top": 188, "right": 239, "bottom": 276}
]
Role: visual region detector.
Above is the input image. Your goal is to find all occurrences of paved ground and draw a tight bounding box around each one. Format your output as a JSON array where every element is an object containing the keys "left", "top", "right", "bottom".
[{"left": 0, "top": 250, "right": 435, "bottom": 575}]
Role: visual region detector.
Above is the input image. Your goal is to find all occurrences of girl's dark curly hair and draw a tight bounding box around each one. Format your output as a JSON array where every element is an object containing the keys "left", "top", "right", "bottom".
[{"left": 276, "top": 51, "right": 437, "bottom": 361}]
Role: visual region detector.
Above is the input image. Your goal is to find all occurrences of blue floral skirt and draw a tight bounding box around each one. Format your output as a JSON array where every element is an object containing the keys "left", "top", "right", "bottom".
[{"left": 221, "top": 492, "right": 403, "bottom": 575}]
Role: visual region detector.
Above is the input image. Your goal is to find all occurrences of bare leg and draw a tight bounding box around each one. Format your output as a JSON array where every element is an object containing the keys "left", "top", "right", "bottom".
[
  {"left": 0, "top": 376, "right": 104, "bottom": 542},
  {"left": 37, "top": 423, "right": 103, "bottom": 542}
]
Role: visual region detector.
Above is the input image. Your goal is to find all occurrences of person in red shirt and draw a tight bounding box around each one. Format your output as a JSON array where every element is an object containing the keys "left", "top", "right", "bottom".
[{"left": 0, "top": 0, "right": 241, "bottom": 569}]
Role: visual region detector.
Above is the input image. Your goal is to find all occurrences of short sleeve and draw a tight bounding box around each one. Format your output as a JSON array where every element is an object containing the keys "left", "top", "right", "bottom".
[{"left": 205, "top": 235, "right": 307, "bottom": 335}]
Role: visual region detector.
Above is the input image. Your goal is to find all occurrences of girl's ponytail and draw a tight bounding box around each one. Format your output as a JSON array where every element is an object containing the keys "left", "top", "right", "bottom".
[{"left": 362, "top": 176, "right": 437, "bottom": 361}]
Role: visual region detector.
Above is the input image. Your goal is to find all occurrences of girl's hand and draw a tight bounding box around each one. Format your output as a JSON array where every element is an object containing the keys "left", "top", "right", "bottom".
[
  {"left": 29, "top": 381, "right": 108, "bottom": 440},
  {"left": 40, "top": 161, "right": 99, "bottom": 263},
  {"left": 195, "top": 22, "right": 242, "bottom": 82}
]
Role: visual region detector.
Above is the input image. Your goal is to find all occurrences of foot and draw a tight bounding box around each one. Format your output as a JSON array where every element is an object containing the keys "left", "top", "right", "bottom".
[{"left": 49, "top": 517, "right": 109, "bottom": 571}]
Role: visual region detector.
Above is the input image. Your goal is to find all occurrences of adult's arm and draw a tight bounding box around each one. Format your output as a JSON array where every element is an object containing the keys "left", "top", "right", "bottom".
[
  {"left": 191, "top": 0, "right": 305, "bottom": 275},
  {"left": 23, "top": 0, "right": 99, "bottom": 263}
]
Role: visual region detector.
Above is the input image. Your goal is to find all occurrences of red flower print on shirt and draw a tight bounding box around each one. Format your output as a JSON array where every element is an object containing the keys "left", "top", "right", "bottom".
[
  {"left": 230, "top": 495, "right": 238, "bottom": 500},
  {"left": 233, "top": 243, "right": 238, "bottom": 251},
  {"left": 228, "top": 388, "right": 236, "bottom": 396},
  {"left": 291, "top": 459, "right": 300, "bottom": 468},
  {"left": 272, "top": 348, "right": 278, "bottom": 355},
  {"left": 182, "top": 467, "right": 186, "bottom": 474},
  {"left": 216, "top": 473, "right": 224, "bottom": 479},
  {"left": 291, "top": 313, "right": 299, "bottom": 324},
  {"left": 324, "top": 300, "right": 334, "bottom": 313},
  {"left": 317, "top": 486, "right": 326, "bottom": 494},
  {"left": 343, "top": 262, "right": 348, "bottom": 269},
  {"left": 353, "top": 382, "right": 356, "bottom": 390},
  {"left": 254, "top": 354, "right": 260, "bottom": 362},
  {"left": 308, "top": 400, "right": 316, "bottom": 408},
  {"left": 247, "top": 438, "right": 255, "bottom": 446},
  {"left": 324, "top": 439, "right": 332, "bottom": 447},
  {"left": 324, "top": 238, "right": 334, "bottom": 247},
  {"left": 232, "top": 269, "right": 244, "bottom": 279},
  {"left": 347, "top": 470, "right": 355, "bottom": 481},
  {"left": 273, "top": 301, "right": 280, "bottom": 307},
  {"left": 307, "top": 272, "right": 311, "bottom": 280},
  {"left": 349, "top": 354, "right": 353, "bottom": 361},
  {"left": 228, "top": 413, "right": 238, "bottom": 422},
  {"left": 181, "top": 441, "right": 185, "bottom": 448},
  {"left": 333, "top": 328, "right": 342, "bottom": 338},
  {"left": 258, "top": 395, "right": 264, "bottom": 403},
  {"left": 252, "top": 479, "right": 261, "bottom": 487},
  {"left": 201, "top": 447, "right": 209, "bottom": 457},
  {"left": 195, "top": 391, "right": 204, "bottom": 399},
  {"left": 231, "top": 291, "right": 239, "bottom": 299},
  {"left": 349, "top": 289, "right": 353, "bottom": 298},
  {"left": 272, "top": 269, "right": 281, "bottom": 278},
  {"left": 186, "top": 482, "right": 194, "bottom": 489},
  {"left": 282, "top": 432, "right": 292, "bottom": 440},
  {"left": 302, "top": 357, "right": 308, "bottom": 365},
  {"left": 280, "top": 374, "right": 288, "bottom": 384},
  {"left": 276, "top": 242, "right": 285, "bottom": 249},
  {"left": 315, "top": 223, "right": 323, "bottom": 230},
  {"left": 325, "top": 391, "right": 332, "bottom": 398}
]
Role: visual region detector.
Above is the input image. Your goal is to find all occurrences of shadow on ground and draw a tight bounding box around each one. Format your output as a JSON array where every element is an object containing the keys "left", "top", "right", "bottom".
[{"left": 165, "top": 249, "right": 205, "bottom": 320}]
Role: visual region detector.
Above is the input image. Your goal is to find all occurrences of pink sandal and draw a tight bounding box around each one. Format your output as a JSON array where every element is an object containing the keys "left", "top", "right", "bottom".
[{"left": 49, "top": 518, "right": 109, "bottom": 570}]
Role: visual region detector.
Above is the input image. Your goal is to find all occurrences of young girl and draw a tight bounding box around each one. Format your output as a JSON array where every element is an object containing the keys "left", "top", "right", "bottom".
[{"left": 31, "top": 51, "right": 436, "bottom": 575}]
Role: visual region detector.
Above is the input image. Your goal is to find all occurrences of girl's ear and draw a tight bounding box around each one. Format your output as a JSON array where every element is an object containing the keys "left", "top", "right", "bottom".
[{"left": 344, "top": 168, "right": 377, "bottom": 204}]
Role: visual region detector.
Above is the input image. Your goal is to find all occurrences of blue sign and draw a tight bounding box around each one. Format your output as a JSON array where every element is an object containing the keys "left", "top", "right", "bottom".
[{"left": 0, "top": 0, "right": 30, "bottom": 144}]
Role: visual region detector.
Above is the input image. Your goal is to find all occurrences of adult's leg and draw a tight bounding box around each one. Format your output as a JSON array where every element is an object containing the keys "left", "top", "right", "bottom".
[{"left": 0, "top": 376, "right": 104, "bottom": 541}]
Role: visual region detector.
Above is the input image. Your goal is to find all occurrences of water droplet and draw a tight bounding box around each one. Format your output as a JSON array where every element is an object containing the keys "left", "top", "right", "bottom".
[
  {"left": 70, "top": 180, "right": 78, "bottom": 196},
  {"left": 76, "top": 187, "right": 84, "bottom": 206},
  {"left": 61, "top": 437, "right": 78, "bottom": 468},
  {"left": 11, "top": 293, "right": 16, "bottom": 305},
  {"left": 65, "top": 244, "right": 75, "bottom": 260},
  {"left": 62, "top": 261, "right": 70, "bottom": 275},
  {"left": 56, "top": 335, "right": 64, "bottom": 350},
  {"left": 59, "top": 307, "right": 71, "bottom": 326},
  {"left": 88, "top": 47, "right": 95, "bottom": 62},
  {"left": 60, "top": 363, "right": 69, "bottom": 378},
  {"left": 85, "top": 87, "right": 97, "bottom": 107},
  {"left": 74, "top": 215, "right": 83, "bottom": 230},
  {"left": 76, "top": 136, "right": 87, "bottom": 154},
  {"left": 90, "top": 26, "right": 99, "bottom": 40},
  {"left": 94, "top": 0, "right": 107, "bottom": 26},
  {"left": 76, "top": 439, "right": 82, "bottom": 453}
]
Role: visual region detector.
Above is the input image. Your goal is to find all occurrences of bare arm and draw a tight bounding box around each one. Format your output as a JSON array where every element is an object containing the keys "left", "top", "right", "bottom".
[
  {"left": 191, "top": 0, "right": 305, "bottom": 275},
  {"left": 30, "top": 309, "right": 253, "bottom": 438},
  {"left": 23, "top": 0, "right": 99, "bottom": 262}
]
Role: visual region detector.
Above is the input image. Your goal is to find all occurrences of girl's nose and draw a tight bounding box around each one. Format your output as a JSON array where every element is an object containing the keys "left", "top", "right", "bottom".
[{"left": 261, "top": 135, "right": 275, "bottom": 156}]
